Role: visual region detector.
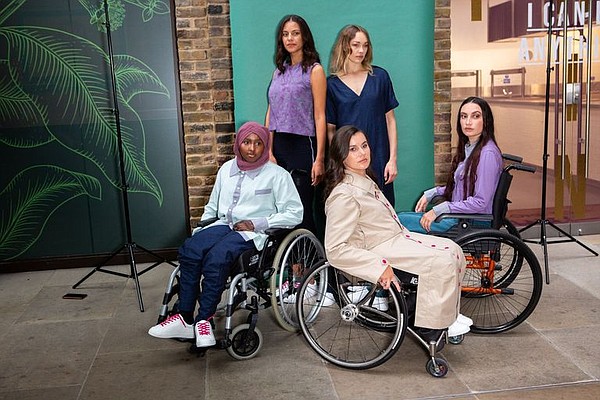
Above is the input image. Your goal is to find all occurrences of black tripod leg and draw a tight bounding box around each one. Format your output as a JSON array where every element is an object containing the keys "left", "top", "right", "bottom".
[
  {"left": 127, "top": 243, "right": 145, "bottom": 312},
  {"left": 72, "top": 245, "right": 128, "bottom": 289},
  {"left": 548, "top": 221, "right": 599, "bottom": 256},
  {"left": 135, "top": 243, "right": 178, "bottom": 275},
  {"left": 540, "top": 220, "right": 550, "bottom": 284}
]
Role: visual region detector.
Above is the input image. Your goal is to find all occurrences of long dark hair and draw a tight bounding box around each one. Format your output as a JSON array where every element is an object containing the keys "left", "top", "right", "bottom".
[
  {"left": 275, "top": 15, "right": 320, "bottom": 74},
  {"left": 442, "top": 96, "right": 499, "bottom": 201},
  {"left": 323, "top": 125, "right": 376, "bottom": 200}
]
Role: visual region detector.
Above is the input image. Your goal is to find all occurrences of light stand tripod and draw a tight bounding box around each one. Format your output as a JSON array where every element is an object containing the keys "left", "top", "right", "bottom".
[
  {"left": 519, "top": 0, "right": 598, "bottom": 284},
  {"left": 73, "top": 0, "right": 177, "bottom": 311}
]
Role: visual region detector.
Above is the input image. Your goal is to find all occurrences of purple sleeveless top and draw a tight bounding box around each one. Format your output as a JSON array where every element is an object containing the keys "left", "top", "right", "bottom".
[{"left": 268, "top": 62, "right": 317, "bottom": 137}]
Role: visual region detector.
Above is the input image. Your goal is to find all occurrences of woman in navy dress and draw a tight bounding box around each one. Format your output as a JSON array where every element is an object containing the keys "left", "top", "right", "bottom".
[{"left": 326, "top": 24, "right": 399, "bottom": 206}]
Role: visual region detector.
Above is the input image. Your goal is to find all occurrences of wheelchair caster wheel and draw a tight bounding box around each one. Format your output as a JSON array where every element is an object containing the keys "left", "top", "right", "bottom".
[
  {"left": 426, "top": 357, "right": 449, "bottom": 378},
  {"left": 226, "top": 324, "right": 263, "bottom": 360},
  {"left": 448, "top": 334, "right": 464, "bottom": 345}
]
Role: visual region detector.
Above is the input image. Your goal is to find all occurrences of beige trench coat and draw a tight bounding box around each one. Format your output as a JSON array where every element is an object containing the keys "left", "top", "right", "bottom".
[{"left": 324, "top": 171, "right": 466, "bottom": 329}]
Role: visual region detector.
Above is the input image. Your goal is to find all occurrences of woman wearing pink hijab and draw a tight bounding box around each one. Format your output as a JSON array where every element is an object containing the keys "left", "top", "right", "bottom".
[{"left": 148, "top": 121, "right": 303, "bottom": 348}]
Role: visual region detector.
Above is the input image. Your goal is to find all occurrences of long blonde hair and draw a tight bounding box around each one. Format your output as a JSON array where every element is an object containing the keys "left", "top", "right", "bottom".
[{"left": 329, "top": 25, "right": 373, "bottom": 76}]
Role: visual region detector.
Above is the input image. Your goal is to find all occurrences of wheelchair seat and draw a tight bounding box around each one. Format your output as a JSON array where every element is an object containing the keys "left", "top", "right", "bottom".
[{"left": 229, "top": 227, "right": 294, "bottom": 277}]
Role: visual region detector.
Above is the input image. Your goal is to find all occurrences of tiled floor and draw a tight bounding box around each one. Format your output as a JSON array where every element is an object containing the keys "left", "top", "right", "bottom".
[{"left": 0, "top": 235, "right": 599, "bottom": 400}]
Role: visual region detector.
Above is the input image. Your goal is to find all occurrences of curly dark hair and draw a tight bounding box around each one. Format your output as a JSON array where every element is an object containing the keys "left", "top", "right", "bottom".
[
  {"left": 442, "top": 96, "right": 499, "bottom": 201},
  {"left": 274, "top": 15, "right": 320, "bottom": 74},
  {"left": 323, "top": 125, "right": 377, "bottom": 200}
]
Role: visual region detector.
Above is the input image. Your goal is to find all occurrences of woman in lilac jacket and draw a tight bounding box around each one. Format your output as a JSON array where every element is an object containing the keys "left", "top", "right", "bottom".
[{"left": 398, "top": 97, "right": 502, "bottom": 233}]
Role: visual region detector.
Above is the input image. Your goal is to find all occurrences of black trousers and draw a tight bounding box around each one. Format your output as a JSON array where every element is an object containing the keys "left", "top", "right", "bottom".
[{"left": 273, "top": 131, "right": 316, "bottom": 233}]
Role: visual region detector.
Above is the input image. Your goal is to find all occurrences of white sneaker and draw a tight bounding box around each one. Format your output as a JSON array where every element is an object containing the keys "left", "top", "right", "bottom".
[
  {"left": 347, "top": 286, "right": 369, "bottom": 302},
  {"left": 319, "top": 292, "right": 336, "bottom": 306},
  {"left": 148, "top": 314, "right": 194, "bottom": 339},
  {"left": 373, "top": 296, "right": 389, "bottom": 312},
  {"left": 275, "top": 280, "right": 290, "bottom": 299},
  {"left": 283, "top": 282, "right": 316, "bottom": 304},
  {"left": 195, "top": 320, "right": 216, "bottom": 347},
  {"left": 347, "top": 285, "right": 371, "bottom": 292},
  {"left": 457, "top": 313, "right": 473, "bottom": 326},
  {"left": 348, "top": 287, "right": 388, "bottom": 311},
  {"left": 448, "top": 320, "right": 470, "bottom": 337}
]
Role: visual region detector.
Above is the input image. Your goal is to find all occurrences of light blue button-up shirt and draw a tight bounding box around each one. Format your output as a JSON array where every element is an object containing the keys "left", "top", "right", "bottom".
[{"left": 197, "top": 159, "right": 303, "bottom": 250}]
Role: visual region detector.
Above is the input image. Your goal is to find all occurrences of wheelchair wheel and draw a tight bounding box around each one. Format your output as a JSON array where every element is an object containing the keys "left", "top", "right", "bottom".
[
  {"left": 297, "top": 261, "right": 407, "bottom": 370},
  {"left": 426, "top": 357, "right": 449, "bottom": 378},
  {"left": 226, "top": 324, "right": 263, "bottom": 360},
  {"left": 502, "top": 219, "right": 521, "bottom": 239},
  {"left": 456, "top": 229, "right": 543, "bottom": 333},
  {"left": 270, "top": 229, "right": 325, "bottom": 332}
]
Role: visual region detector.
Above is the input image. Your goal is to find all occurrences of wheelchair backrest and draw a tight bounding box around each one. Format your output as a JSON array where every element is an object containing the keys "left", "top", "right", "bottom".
[
  {"left": 491, "top": 154, "right": 536, "bottom": 229},
  {"left": 491, "top": 169, "right": 513, "bottom": 229}
]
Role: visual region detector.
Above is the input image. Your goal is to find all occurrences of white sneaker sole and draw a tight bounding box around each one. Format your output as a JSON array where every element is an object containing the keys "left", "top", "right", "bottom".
[{"left": 448, "top": 321, "right": 470, "bottom": 337}]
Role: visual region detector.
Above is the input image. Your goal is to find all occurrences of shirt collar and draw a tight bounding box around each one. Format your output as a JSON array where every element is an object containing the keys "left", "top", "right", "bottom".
[
  {"left": 343, "top": 170, "right": 377, "bottom": 192},
  {"left": 229, "top": 160, "right": 264, "bottom": 179},
  {"left": 465, "top": 139, "right": 480, "bottom": 159}
]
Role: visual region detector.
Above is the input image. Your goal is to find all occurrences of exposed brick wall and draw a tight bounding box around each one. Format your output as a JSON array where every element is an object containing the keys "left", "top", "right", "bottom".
[
  {"left": 174, "top": 1, "right": 452, "bottom": 226},
  {"left": 174, "top": 0, "right": 235, "bottom": 228},
  {"left": 433, "top": 0, "right": 452, "bottom": 186}
]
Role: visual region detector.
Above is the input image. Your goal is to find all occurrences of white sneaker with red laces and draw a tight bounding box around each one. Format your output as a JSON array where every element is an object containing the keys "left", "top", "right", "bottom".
[
  {"left": 195, "top": 320, "right": 216, "bottom": 347},
  {"left": 148, "top": 314, "right": 194, "bottom": 339}
]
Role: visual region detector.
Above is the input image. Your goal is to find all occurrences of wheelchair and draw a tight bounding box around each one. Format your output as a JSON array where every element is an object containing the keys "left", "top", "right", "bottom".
[
  {"left": 433, "top": 154, "right": 543, "bottom": 334},
  {"left": 294, "top": 154, "right": 543, "bottom": 376},
  {"left": 295, "top": 259, "right": 463, "bottom": 376},
  {"left": 156, "top": 218, "right": 325, "bottom": 360}
]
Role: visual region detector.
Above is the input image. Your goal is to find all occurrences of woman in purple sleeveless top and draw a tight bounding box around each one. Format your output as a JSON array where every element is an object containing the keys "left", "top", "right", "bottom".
[{"left": 266, "top": 15, "right": 326, "bottom": 233}]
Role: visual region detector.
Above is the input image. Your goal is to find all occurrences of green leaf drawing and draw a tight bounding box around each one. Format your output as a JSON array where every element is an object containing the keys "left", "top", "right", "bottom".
[
  {"left": 0, "top": 0, "right": 27, "bottom": 26},
  {"left": 126, "top": 0, "right": 169, "bottom": 23},
  {"left": 114, "top": 55, "right": 169, "bottom": 103},
  {"left": 0, "top": 60, "right": 54, "bottom": 147},
  {"left": 0, "top": 26, "right": 164, "bottom": 203},
  {"left": 0, "top": 165, "right": 102, "bottom": 260}
]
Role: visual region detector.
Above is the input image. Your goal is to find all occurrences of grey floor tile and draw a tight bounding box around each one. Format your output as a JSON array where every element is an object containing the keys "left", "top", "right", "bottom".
[
  {"left": 0, "top": 386, "right": 81, "bottom": 400},
  {"left": 205, "top": 330, "right": 337, "bottom": 400},
  {"left": 0, "top": 270, "right": 54, "bottom": 305},
  {"left": 525, "top": 274, "right": 600, "bottom": 331},
  {"left": 327, "top": 336, "right": 471, "bottom": 400},
  {"left": 0, "top": 320, "right": 108, "bottom": 391},
  {"left": 16, "top": 283, "right": 125, "bottom": 323},
  {"left": 542, "top": 326, "right": 600, "bottom": 379},
  {"left": 446, "top": 326, "right": 590, "bottom": 392},
  {"left": 79, "top": 349, "right": 207, "bottom": 400},
  {"left": 476, "top": 382, "right": 600, "bottom": 399}
]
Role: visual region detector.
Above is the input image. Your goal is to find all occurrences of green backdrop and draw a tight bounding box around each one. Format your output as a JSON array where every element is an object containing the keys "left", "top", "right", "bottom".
[{"left": 230, "top": 0, "right": 435, "bottom": 211}]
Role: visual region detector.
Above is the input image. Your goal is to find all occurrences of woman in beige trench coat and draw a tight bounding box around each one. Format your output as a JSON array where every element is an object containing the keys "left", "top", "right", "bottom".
[{"left": 323, "top": 125, "right": 472, "bottom": 341}]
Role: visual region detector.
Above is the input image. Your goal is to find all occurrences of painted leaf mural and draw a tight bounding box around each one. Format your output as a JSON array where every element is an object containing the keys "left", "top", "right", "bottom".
[
  {"left": 0, "top": 165, "right": 102, "bottom": 260},
  {"left": 0, "top": 60, "right": 54, "bottom": 148},
  {"left": 1, "top": 26, "right": 164, "bottom": 203},
  {"left": 0, "top": 0, "right": 178, "bottom": 262}
]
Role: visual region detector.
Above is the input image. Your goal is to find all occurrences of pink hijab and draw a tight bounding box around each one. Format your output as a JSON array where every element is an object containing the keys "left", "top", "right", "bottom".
[{"left": 234, "top": 121, "right": 270, "bottom": 171}]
